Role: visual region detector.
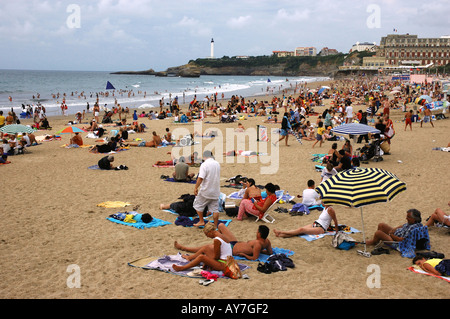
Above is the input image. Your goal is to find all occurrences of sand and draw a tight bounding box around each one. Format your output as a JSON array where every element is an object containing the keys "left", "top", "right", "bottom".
[{"left": 0, "top": 79, "right": 449, "bottom": 301}]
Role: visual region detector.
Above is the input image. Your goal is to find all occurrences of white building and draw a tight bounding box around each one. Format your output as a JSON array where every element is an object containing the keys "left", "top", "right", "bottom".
[{"left": 350, "top": 42, "right": 377, "bottom": 53}]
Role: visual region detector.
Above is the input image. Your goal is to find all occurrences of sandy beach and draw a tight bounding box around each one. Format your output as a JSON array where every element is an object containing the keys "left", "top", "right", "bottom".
[{"left": 0, "top": 78, "right": 449, "bottom": 301}]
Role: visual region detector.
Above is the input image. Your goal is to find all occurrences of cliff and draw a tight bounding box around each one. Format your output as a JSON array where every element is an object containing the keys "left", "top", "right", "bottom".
[{"left": 110, "top": 52, "right": 369, "bottom": 78}]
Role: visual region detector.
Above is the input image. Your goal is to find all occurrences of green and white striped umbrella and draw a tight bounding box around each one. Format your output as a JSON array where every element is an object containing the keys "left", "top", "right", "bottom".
[
  {"left": 315, "top": 167, "right": 407, "bottom": 256},
  {"left": 0, "top": 124, "right": 35, "bottom": 134}
]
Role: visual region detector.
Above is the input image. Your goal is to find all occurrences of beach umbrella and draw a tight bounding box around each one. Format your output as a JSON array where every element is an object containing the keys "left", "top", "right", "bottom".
[
  {"left": 419, "top": 95, "right": 432, "bottom": 103},
  {"left": 0, "top": 124, "right": 35, "bottom": 134},
  {"left": 57, "top": 126, "right": 86, "bottom": 134},
  {"left": 331, "top": 123, "right": 380, "bottom": 136},
  {"left": 315, "top": 167, "right": 407, "bottom": 257}
]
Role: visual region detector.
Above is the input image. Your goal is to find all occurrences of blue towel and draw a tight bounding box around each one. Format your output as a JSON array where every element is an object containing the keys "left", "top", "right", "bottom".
[
  {"left": 106, "top": 216, "right": 171, "bottom": 229},
  {"left": 233, "top": 247, "right": 294, "bottom": 263},
  {"left": 164, "top": 177, "right": 197, "bottom": 184},
  {"left": 174, "top": 216, "right": 232, "bottom": 228}
]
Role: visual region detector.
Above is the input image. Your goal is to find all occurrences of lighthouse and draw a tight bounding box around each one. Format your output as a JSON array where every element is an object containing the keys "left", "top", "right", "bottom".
[{"left": 210, "top": 38, "right": 214, "bottom": 59}]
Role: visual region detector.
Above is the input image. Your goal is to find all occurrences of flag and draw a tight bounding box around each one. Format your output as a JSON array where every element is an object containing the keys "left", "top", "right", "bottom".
[{"left": 106, "top": 81, "right": 116, "bottom": 90}]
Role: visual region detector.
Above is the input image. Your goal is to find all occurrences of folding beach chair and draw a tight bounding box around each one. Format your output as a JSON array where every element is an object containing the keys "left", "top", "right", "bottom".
[
  {"left": 376, "top": 225, "right": 430, "bottom": 258},
  {"left": 254, "top": 198, "right": 278, "bottom": 224}
]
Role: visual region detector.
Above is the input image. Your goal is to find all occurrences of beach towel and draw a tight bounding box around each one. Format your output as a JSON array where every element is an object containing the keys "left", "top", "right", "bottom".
[
  {"left": 128, "top": 253, "right": 249, "bottom": 278},
  {"left": 299, "top": 226, "right": 360, "bottom": 242},
  {"left": 174, "top": 216, "right": 232, "bottom": 228},
  {"left": 61, "top": 144, "right": 92, "bottom": 148},
  {"left": 312, "top": 153, "right": 327, "bottom": 162},
  {"left": 407, "top": 266, "right": 450, "bottom": 283},
  {"left": 164, "top": 177, "right": 197, "bottom": 184},
  {"left": 97, "top": 201, "right": 132, "bottom": 208},
  {"left": 106, "top": 215, "right": 171, "bottom": 229},
  {"left": 227, "top": 191, "right": 244, "bottom": 199},
  {"left": 233, "top": 247, "right": 294, "bottom": 263},
  {"left": 387, "top": 225, "right": 430, "bottom": 258}
]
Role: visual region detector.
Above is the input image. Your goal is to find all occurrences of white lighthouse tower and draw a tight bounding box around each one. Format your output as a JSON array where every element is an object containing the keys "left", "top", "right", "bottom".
[{"left": 210, "top": 38, "right": 214, "bottom": 59}]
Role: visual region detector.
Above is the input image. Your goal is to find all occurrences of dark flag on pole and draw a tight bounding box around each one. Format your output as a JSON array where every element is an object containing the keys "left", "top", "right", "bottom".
[{"left": 106, "top": 81, "right": 116, "bottom": 90}]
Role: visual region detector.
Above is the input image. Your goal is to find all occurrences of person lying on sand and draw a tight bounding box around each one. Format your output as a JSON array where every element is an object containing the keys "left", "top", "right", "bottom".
[
  {"left": 174, "top": 223, "right": 272, "bottom": 261},
  {"left": 128, "top": 131, "right": 162, "bottom": 148},
  {"left": 274, "top": 205, "right": 338, "bottom": 238}
]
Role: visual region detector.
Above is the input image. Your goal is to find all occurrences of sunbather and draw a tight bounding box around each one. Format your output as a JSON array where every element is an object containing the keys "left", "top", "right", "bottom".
[
  {"left": 242, "top": 178, "right": 262, "bottom": 200},
  {"left": 172, "top": 223, "right": 231, "bottom": 272},
  {"left": 412, "top": 256, "right": 450, "bottom": 276},
  {"left": 274, "top": 205, "right": 338, "bottom": 238},
  {"left": 174, "top": 223, "right": 273, "bottom": 261},
  {"left": 237, "top": 183, "right": 277, "bottom": 221},
  {"left": 129, "top": 131, "right": 162, "bottom": 147},
  {"left": 425, "top": 202, "right": 450, "bottom": 227}
]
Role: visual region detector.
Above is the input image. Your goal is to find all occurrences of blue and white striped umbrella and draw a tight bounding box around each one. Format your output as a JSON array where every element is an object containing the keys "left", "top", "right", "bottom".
[{"left": 331, "top": 123, "right": 380, "bottom": 136}]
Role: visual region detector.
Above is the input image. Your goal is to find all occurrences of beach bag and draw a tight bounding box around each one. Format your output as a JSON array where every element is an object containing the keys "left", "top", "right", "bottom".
[
  {"left": 223, "top": 256, "right": 242, "bottom": 279},
  {"left": 332, "top": 232, "right": 356, "bottom": 250},
  {"left": 225, "top": 206, "right": 239, "bottom": 217}
]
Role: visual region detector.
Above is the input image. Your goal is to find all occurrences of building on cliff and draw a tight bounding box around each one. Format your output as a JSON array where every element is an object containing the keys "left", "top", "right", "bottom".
[{"left": 377, "top": 34, "right": 450, "bottom": 67}]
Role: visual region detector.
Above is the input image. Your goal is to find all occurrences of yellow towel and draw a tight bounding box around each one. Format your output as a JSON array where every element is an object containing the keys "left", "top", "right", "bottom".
[{"left": 97, "top": 201, "right": 132, "bottom": 208}]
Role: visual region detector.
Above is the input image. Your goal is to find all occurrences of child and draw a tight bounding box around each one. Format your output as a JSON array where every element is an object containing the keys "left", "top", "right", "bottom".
[
  {"left": 404, "top": 110, "right": 413, "bottom": 131},
  {"left": 312, "top": 122, "right": 325, "bottom": 148},
  {"left": 412, "top": 256, "right": 450, "bottom": 276}
]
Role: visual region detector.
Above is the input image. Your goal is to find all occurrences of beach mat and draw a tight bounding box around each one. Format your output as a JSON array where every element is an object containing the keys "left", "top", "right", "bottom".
[
  {"left": 174, "top": 216, "right": 232, "bottom": 228},
  {"left": 163, "top": 209, "right": 232, "bottom": 228},
  {"left": 128, "top": 253, "right": 249, "bottom": 278},
  {"left": 407, "top": 266, "right": 450, "bottom": 283},
  {"left": 97, "top": 201, "right": 132, "bottom": 208},
  {"left": 233, "top": 247, "right": 294, "bottom": 263},
  {"left": 106, "top": 216, "right": 171, "bottom": 229},
  {"left": 164, "top": 177, "right": 197, "bottom": 184}
]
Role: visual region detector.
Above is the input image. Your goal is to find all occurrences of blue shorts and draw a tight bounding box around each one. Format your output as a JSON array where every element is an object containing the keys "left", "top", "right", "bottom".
[
  {"left": 138, "top": 141, "right": 146, "bottom": 147},
  {"left": 280, "top": 129, "right": 288, "bottom": 136}
]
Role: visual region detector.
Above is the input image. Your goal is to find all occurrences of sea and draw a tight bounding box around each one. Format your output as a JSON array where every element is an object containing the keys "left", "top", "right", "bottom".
[{"left": 0, "top": 69, "right": 329, "bottom": 117}]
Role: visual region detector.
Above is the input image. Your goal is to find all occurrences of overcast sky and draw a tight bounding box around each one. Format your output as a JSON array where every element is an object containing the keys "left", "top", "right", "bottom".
[{"left": 1, "top": 0, "right": 449, "bottom": 72}]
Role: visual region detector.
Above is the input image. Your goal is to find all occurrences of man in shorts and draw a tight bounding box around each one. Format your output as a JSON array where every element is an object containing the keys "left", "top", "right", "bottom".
[
  {"left": 193, "top": 150, "right": 221, "bottom": 228},
  {"left": 420, "top": 108, "right": 434, "bottom": 128}
]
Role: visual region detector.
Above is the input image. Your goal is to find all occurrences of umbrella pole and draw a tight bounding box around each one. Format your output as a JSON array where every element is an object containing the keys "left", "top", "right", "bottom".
[
  {"left": 357, "top": 207, "right": 371, "bottom": 257},
  {"left": 360, "top": 207, "right": 367, "bottom": 252}
]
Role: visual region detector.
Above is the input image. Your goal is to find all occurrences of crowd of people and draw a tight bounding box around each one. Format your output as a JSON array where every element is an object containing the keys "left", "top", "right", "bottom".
[{"left": 3, "top": 74, "right": 449, "bottom": 282}]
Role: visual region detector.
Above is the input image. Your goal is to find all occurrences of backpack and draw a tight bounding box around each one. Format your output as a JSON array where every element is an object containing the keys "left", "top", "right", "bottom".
[{"left": 332, "top": 232, "right": 356, "bottom": 250}]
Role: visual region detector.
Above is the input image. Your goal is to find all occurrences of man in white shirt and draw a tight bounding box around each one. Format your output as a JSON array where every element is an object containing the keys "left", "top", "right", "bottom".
[
  {"left": 193, "top": 150, "right": 221, "bottom": 228},
  {"left": 300, "top": 180, "right": 321, "bottom": 207}
]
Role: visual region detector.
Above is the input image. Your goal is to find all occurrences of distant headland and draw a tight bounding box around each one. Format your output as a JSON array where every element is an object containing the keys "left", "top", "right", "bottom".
[{"left": 110, "top": 51, "right": 375, "bottom": 78}]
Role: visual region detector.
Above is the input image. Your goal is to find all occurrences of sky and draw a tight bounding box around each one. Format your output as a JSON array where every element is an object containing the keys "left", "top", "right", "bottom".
[{"left": 0, "top": 0, "right": 449, "bottom": 72}]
